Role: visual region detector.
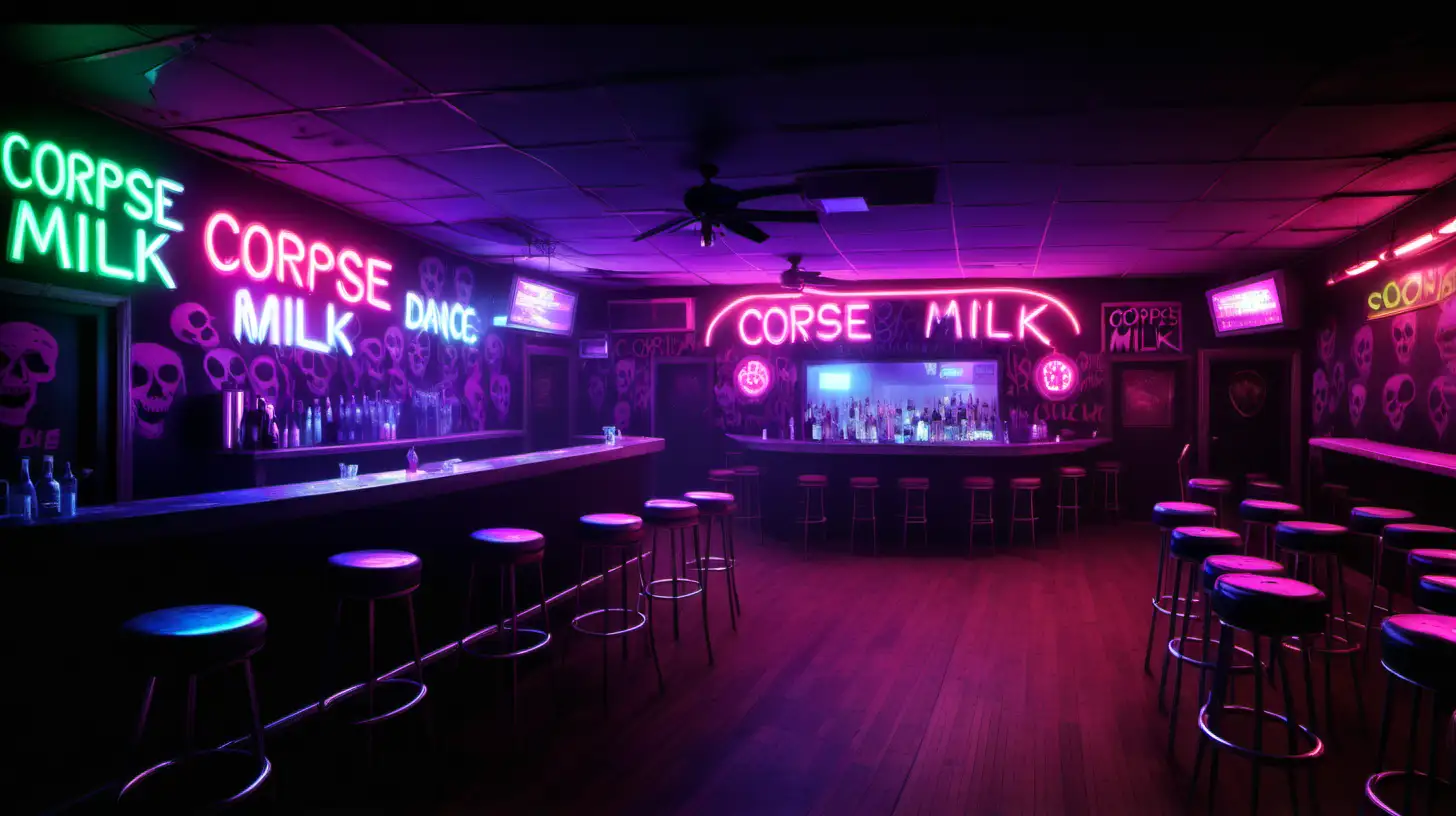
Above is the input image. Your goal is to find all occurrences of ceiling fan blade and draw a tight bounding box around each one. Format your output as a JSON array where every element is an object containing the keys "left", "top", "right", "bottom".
[
  {"left": 733, "top": 209, "right": 820, "bottom": 223},
  {"left": 720, "top": 217, "right": 770, "bottom": 243},
  {"left": 632, "top": 215, "right": 697, "bottom": 241},
  {"left": 734, "top": 183, "right": 802, "bottom": 202}
]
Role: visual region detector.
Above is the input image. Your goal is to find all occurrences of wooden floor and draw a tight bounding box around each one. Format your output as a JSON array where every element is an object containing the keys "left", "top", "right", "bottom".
[{"left": 117, "top": 521, "right": 1447, "bottom": 815}]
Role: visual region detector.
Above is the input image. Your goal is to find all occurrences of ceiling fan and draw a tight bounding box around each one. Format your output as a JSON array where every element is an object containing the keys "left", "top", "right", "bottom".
[
  {"left": 631, "top": 164, "right": 819, "bottom": 246},
  {"left": 778, "top": 255, "right": 845, "bottom": 291}
]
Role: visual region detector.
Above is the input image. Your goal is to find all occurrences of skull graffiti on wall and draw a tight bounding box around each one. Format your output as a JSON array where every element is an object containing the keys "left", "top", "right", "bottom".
[
  {"left": 439, "top": 343, "right": 460, "bottom": 385},
  {"left": 408, "top": 332, "right": 431, "bottom": 379},
  {"left": 418, "top": 256, "right": 446, "bottom": 300},
  {"left": 1311, "top": 368, "right": 1329, "bottom": 425},
  {"left": 1429, "top": 376, "right": 1455, "bottom": 439},
  {"left": 358, "top": 338, "right": 386, "bottom": 384},
  {"left": 463, "top": 367, "right": 485, "bottom": 429},
  {"left": 489, "top": 372, "right": 511, "bottom": 422},
  {"left": 483, "top": 333, "right": 504, "bottom": 373},
  {"left": 0, "top": 322, "right": 58, "bottom": 427},
  {"left": 612, "top": 399, "right": 631, "bottom": 430},
  {"left": 587, "top": 374, "right": 605, "bottom": 413},
  {"left": 1392, "top": 312, "right": 1417, "bottom": 367},
  {"left": 1351, "top": 325, "right": 1374, "bottom": 381},
  {"left": 1330, "top": 362, "right": 1347, "bottom": 407},
  {"left": 1349, "top": 382, "right": 1367, "bottom": 428},
  {"left": 454, "top": 266, "right": 474, "bottom": 303},
  {"left": 132, "top": 342, "right": 183, "bottom": 439},
  {"left": 294, "top": 349, "right": 337, "bottom": 397},
  {"left": 1383, "top": 373, "right": 1416, "bottom": 431},
  {"left": 1437, "top": 300, "right": 1456, "bottom": 375},
  {"left": 204, "top": 348, "right": 248, "bottom": 392},
  {"left": 387, "top": 367, "right": 409, "bottom": 400},
  {"left": 249, "top": 355, "right": 283, "bottom": 402},
  {"left": 384, "top": 326, "right": 405, "bottom": 366},
  {"left": 615, "top": 358, "right": 637, "bottom": 399},
  {"left": 1318, "top": 324, "right": 1336, "bottom": 366},
  {"left": 169, "top": 302, "right": 220, "bottom": 349}
]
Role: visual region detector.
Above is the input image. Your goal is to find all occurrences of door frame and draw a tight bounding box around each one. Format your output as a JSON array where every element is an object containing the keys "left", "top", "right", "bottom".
[
  {"left": 649, "top": 356, "right": 716, "bottom": 438},
  {"left": 0, "top": 278, "right": 132, "bottom": 501},
  {"left": 523, "top": 343, "right": 574, "bottom": 449},
  {"left": 1196, "top": 347, "right": 1302, "bottom": 500}
]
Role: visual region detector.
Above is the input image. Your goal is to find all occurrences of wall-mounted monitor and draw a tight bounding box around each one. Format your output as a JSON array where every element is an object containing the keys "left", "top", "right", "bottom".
[
  {"left": 1206, "top": 270, "right": 1292, "bottom": 337},
  {"left": 505, "top": 275, "right": 577, "bottom": 337}
]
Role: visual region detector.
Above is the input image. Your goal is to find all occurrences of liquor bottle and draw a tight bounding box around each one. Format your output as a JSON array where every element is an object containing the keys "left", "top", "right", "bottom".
[
  {"left": 373, "top": 390, "right": 384, "bottom": 442},
  {"left": 248, "top": 398, "right": 265, "bottom": 449},
  {"left": 265, "top": 402, "right": 281, "bottom": 450},
  {"left": 59, "top": 461, "right": 77, "bottom": 517},
  {"left": 291, "top": 401, "right": 302, "bottom": 448},
  {"left": 16, "top": 457, "right": 37, "bottom": 522},
  {"left": 323, "top": 397, "right": 335, "bottom": 445},
  {"left": 350, "top": 395, "right": 362, "bottom": 443},
  {"left": 35, "top": 455, "right": 60, "bottom": 518},
  {"left": 406, "top": 445, "right": 419, "bottom": 474}
]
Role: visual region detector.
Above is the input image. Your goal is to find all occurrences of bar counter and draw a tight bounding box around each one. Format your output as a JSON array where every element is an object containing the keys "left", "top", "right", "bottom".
[
  {"left": 728, "top": 434, "right": 1110, "bottom": 456},
  {"left": 1309, "top": 436, "right": 1456, "bottom": 479}
]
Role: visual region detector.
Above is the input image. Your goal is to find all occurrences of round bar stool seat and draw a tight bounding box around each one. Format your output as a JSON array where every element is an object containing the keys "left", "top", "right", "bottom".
[
  {"left": 733, "top": 465, "right": 760, "bottom": 476},
  {"left": 962, "top": 476, "right": 994, "bottom": 489},
  {"left": 684, "top": 490, "right": 736, "bottom": 515},
  {"left": 798, "top": 474, "right": 828, "bottom": 486},
  {"left": 123, "top": 605, "right": 268, "bottom": 675},
  {"left": 1214, "top": 573, "right": 1331, "bottom": 635},
  {"left": 1096, "top": 460, "right": 1121, "bottom": 471},
  {"left": 1240, "top": 500, "right": 1301, "bottom": 525},
  {"left": 1366, "top": 613, "right": 1456, "bottom": 815},
  {"left": 328, "top": 550, "right": 423, "bottom": 598},
  {"left": 1383, "top": 523, "right": 1456, "bottom": 551},
  {"left": 1247, "top": 480, "right": 1284, "bottom": 500},
  {"left": 468, "top": 529, "right": 545, "bottom": 561},
  {"left": 1349, "top": 506, "right": 1416, "bottom": 536},
  {"left": 1415, "top": 575, "right": 1456, "bottom": 615},
  {"left": 1058, "top": 466, "right": 1086, "bottom": 477},
  {"left": 579, "top": 513, "right": 646, "bottom": 545},
  {"left": 851, "top": 476, "right": 880, "bottom": 488},
  {"left": 642, "top": 498, "right": 701, "bottom": 523},
  {"left": 1408, "top": 548, "right": 1456, "bottom": 580},
  {"left": 1189, "top": 477, "right": 1233, "bottom": 492},
  {"left": 897, "top": 476, "right": 930, "bottom": 489},
  {"left": 1171, "top": 526, "right": 1242, "bottom": 561},
  {"left": 1010, "top": 476, "right": 1041, "bottom": 489},
  {"left": 1153, "top": 501, "right": 1217, "bottom": 529},
  {"left": 1273, "top": 520, "right": 1347, "bottom": 553},
  {"left": 1203, "top": 555, "right": 1286, "bottom": 591},
  {"left": 708, "top": 468, "right": 736, "bottom": 482}
]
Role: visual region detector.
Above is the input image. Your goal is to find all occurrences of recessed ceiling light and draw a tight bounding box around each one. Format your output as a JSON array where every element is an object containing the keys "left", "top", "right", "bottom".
[{"left": 813, "top": 197, "right": 869, "bottom": 214}]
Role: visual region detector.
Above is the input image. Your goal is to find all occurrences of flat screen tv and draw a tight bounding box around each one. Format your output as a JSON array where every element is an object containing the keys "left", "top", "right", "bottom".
[
  {"left": 1206, "top": 270, "right": 1291, "bottom": 337},
  {"left": 505, "top": 275, "right": 577, "bottom": 337}
]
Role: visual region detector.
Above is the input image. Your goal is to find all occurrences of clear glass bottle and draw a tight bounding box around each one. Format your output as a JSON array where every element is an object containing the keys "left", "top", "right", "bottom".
[
  {"left": 36, "top": 455, "right": 61, "bottom": 518},
  {"left": 16, "top": 456, "right": 37, "bottom": 522},
  {"left": 59, "top": 461, "right": 77, "bottom": 517}
]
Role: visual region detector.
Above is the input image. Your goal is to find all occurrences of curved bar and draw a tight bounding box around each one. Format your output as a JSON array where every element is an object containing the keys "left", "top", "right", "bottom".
[{"left": 727, "top": 434, "right": 1110, "bottom": 457}]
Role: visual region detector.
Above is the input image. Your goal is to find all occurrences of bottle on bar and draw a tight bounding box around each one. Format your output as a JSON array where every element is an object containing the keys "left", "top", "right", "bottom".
[
  {"left": 373, "top": 390, "right": 383, "bottom": 442},
  {"left": 36, "top": 455, "right": 60, "bottom": 518},
  {"left": 16, "top": 456, "right": 37, "bottom": 522},
  {"left": 265, "top": 402, "right": 280, "bottom": 449},
  {"left": 59, "top": 461, "right": 77, "bottom": 517},
  {"left": 323, "top": 396, "right": 335, "bottom": 445},
  {"left": 291, "top": 401, "right": 302, "bottom": 448},
  {"left": 350, "top": 395, "right": 362, "bottom": 442}
]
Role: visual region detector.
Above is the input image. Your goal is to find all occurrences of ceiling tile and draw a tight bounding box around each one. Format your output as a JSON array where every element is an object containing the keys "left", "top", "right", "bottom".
[
  {"left": 198, "top": 25, "right": 427, "bottom": 109},
  {"left": 948, "top": 164, "right": 1063, "bottom": 205},
  {"left": 578, "top": 254, "right": 687, "bottom": 273},
  {"left": 532, "top": 217, "right": 636, "bottom": 240},
  {"left": 952, "top": 224, "right": 1048, "bottom": 247},
  {"left": 845, "top": 249, "right": 960, "bottom": 270},
  {"left": 564, "top": 238, "right": 657, "bottom": 255},
  {"left": 208, "top": 112, "right": 389, "bottom": 161},
  {"left": 602, "top": 76, "right": 776, "bottom": 142},
  {"left": 829, "top": 229, "right": 957, "bottom": 253},
  {"left": 1342, "top": 152, "right": 1456, "bottom": 194},
  {"left": 757, "top": 61, "right": 938, "bottom": 128},
  {"left": 105, "top": 55, "right": 293, "bottom": 126},
  {"left": 1149, "top": 230, "right": 1229, "bottom": 250},
  {"left": 404, "top": 196, "right": 504, "bottom": 222},
  {"left": 1038, "top": 246, "right": 1146, "bottom": 266},
  {"left": 451, "top": 88, "right": 634, "bottom": 147},
  {"left": 1044, "top": 221, "right": 1169, "bottom": 247},
  {"left": 952, "top": 204, "right": 1052, "bottom": 227},
  {"left": 1204, "top": 159, "right": 1381, "bottom": 200},
  {"left": 1252, "top": 228, "right": 1358, "bottom": 249},
  {"left": 823, "top": 205, "right": 948, "bottom": 233},
  {"left": 8, "top": 23, "right": 158, "bottom": 63},
  {"left": 1284, "top": 195, "right": 1415, "bottom": 229},
  {"left": 944, "top": 108, "right": 1280, "bottom": 163},
  {"left": 957, "top": 247, "right": 1040, "bottom": 264},
  {"left": 524, "top": 144, "right": 661, "bottom": 188},
  {"left": 676, "top": 255, "right": 765, "bottom": 273},
  {"left": 1251, "top": 104, "right": 1456, "bottom": 159},
  {"left": 1053, "top": 202, "right": 1183, "bottom": 223},
  {"left": 342, "top": 25, "right": 588, "bottom": 92},
  {"left": 172, "top": 128, "right": 284, "bottom": 162},
  {"left": 491, "top": 188, "right": 609, "bottom": 219},
  {"left": 409, "top": 148, "right": 572, "bottom": 194},
  {"left": 345, "top": 200, "right": 435, "bottom": 225},
  {"left": 321, "top": 101, "right": 499, "bottom": 153},
  {"left": 1304, "top": 44, "right": 1456, "bottom": 106},
  {"left": 695, "top": 271, "right": 781, "bottom": 285},
  {"left": 1168, "top": 199, "right": 1316, "bottom": 231},
  {"left": 585, "top": 186, "right": 685, "bottom": 214},
  {"left": 314, "top": 157, "right": 467, "bottom": 198},
  {"left": 249, "top": 162, "right": 389, "bottom": 203},
  {"left": 1058, "top": 164, "right": 1225, "bottom": 202}
]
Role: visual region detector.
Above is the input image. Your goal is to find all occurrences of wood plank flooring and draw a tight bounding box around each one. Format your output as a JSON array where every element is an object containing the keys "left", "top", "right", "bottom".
[{"left": 172, "top": 521, "right": 1440, "bottom": 815}]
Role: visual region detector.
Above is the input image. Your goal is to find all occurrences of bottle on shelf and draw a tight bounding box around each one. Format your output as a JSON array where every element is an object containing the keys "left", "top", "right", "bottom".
[
  {"left": 59, "top": 461, "right": 77, "bottom": 517},
  {"left": 16, "top": 456, "right": 37, "bottom": 522},
  {"left": 323, "top": 396, "right": 336, "bottom": 445},
  {"left": 36, "top": 455, "right": 60, "bottom": 518}
]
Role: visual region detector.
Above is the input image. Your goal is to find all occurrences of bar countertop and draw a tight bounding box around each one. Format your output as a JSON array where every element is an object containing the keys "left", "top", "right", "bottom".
[
  {"left": 11, "top": 436, "right": 664, "bottom": 539},
  {"left": 1310, "top": 436, "right": 1456, "bottom": 479},
  {"left": 728, "top": 434, "right": 1111, "bottom": 456}
]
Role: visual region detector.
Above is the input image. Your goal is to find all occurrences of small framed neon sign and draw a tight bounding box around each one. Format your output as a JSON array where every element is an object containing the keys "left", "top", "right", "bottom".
[
  {"left": 1033, "top": 353, "right": 1079, "bottom": 401},
  {"left": 734, "top": 356, "right": 772, "bottom": 400}
]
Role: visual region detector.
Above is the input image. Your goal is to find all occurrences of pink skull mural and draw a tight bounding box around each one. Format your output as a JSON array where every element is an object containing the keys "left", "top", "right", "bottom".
[
  {"left": 1317, "top": 323, "right": 1336, "bottom": 366},
  {"left": 203, "top": 348, "right": 248, "bottom": 391},
  {"left": 489, "top": 372, "right": 511, "bottom": 423},
  {"left": 612, "top": 399, "right": 631, "bottom": 430},
  {"left": 1349, "top": 382, "right": 1367, "bottom": 427},
  {"left": 357, "top": 338, "right": 386, "bottom": 384},
  {"left": 1391, "top": 312, "right": 1417, "bottom": 367},
  {"left": 1430, "top": 376, "right": 1455, "bottom": 439},
  {"left": 248, "top": 354, "right": 287, "bottom": 402},
  {"left": 1382, "top": 373, "right": 1415, "bottom": 431},
  {"left": 454, "top": 266, "right": 474, "bottom": 303},
  {"left": 293, "top": 348, "right": 337, "bottom": 397},
  {"left": 387, "top": 367, "right": 409, "bottom": 400},
  {"left": 463, "top": 367, "right": 485, "bottom": 429},
  {"left": 439, "top": 343, "right": 460, "bottom": 385},
  {"left": 0, "top": 322, "right": 58, "bottom": 427},
  {"left": 1351, "top": 325, "right": 1374, "bottom": 381},
  {"left": 588, "top": 373, "right": 606, "bottom": 413},
  {"left": 1311, "top": 368, "right": 1329, "bottom": 425},
  {"left": 483, "top": 333, "right": 504, "bottom": 373},
  {"left": 408, "top": 331, "right": 431, "bottom": 379},
  {"left": 1437, "top": 299, "right": 1456, "bottom": 375},
  {"left": 615, "top": 358, "right": 637, "bottom": 399},
  {"left": 418, "top": 256, "right": 446, "bottom": 300},
  {"left": 383, "top": 326, "right": 405, "bottom": 366},
  {"left": 132, "top": 342, "right": 184, "bottom": 439},
  {"left": 169, "top": 302, "right": 220, "bottom": 349}
]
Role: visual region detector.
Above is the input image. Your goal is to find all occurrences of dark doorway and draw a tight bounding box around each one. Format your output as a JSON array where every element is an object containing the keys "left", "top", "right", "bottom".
[
  {"left": 652, "top": 357, "right": 717, "bottom": 495},
  {"left": 1201, "top": 350, "right": 1300, "bottom": 493},
  {"left": 526, "top": 349, "right": 571, "bottom": 452},
  {"left": 1112, "top": 361, "right": 1190, "bottom": 517}
]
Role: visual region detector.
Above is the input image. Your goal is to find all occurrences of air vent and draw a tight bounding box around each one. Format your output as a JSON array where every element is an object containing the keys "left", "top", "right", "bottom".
[{"left": 607, "top": 298, "right": 695, "bottom": 334}]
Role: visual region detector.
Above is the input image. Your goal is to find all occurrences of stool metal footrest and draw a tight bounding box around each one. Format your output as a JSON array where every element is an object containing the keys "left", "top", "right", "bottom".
[
  {"left": 642, "top": 577, "right": 703, "bottom": 601},
  {"left": 1365, "top": 769, "right": 1453, "bottom": 816},
  {"left": 1168, "top": 635, "right": 1260, "bottom": 673},
  {"left": 321, "top": 678, "right": 429, "bottom": 726},
  {"left": 570, "top": 607, "right": 647, "bottom": 637},
  {"left": 119, "top": 749, "right": 273, "bottom": 809},
  {"left": 1285, "top": 627, "right": 1364, "bottom": 656},
  {"left": 461, "top": 627, "right": 552, "bottom": 660},
  {"left": 687, "top": 555, "right": 735, "bottom": 572},
  {"left": 1197, "top": 703, "right": 1326, "bottom": 764},
  {"left": 1152, "top": 593, "right": 1203, "bottom": 617}
]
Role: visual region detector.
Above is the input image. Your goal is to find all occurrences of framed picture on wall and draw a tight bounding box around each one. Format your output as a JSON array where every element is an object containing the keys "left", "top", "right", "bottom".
[{"left": 1122, "top": 368, "right": 1175, "bottom": 428}]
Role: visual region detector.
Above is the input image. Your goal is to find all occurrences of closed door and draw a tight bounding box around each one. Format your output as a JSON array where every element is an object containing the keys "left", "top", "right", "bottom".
[
  {"left": 1113, "top": 362, "right": 1188, "bottom": 516},
  {"left": 1209, "top": 358, "right": 1290, "bottom": 483},
  {"left": 653, "top": 360, "right": 716, "bottom": 494},
  {"left": 527, "top": 353, "right": 570, "bottom": 451}
]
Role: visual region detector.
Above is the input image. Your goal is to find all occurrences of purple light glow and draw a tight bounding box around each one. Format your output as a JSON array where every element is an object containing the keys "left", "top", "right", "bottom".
[{"left": 1208, "top": 276, "right": 1284, "bottom": 335}]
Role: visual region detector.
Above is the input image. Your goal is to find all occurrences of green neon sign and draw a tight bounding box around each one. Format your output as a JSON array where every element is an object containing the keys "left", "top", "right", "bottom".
[{"left": 3, "top": 130, "right": 183, "bottom": 289}]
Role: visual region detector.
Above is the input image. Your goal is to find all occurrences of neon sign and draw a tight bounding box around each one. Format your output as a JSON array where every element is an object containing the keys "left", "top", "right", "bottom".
[
  {"left": 1365, "top": 264, "right": 1456, "bottom": 320},
  {"left": 1034, "top": 353, "right": 1079, "bottom": 401},
  {"left": 734, "top": 356, "right": 772, "bottom": 399},
  {"left": 704, "top": 286, "right": 1081, "bottom": 348},
  {"left": 232, "top": 289, "right": 354, "bottom": 356},
  {"left": 405, "top": 290, "right": 479, "bottom": 345},
  {"left": 4, "top": 131, "right": 183, "bottom": 288}
]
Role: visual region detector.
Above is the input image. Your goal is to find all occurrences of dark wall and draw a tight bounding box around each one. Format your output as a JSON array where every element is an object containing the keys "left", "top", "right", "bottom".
[{"left": 0, "top": 101, "right": 575, "bottom": 498}]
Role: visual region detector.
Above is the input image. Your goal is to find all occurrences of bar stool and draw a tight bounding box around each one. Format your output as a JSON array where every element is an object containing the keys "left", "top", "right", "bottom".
[
  {"left": 684, "top": 490, "right": 741, "bottom": 630},
  {"left": 707, "top": 468, "right": 736, "bottom": 492},
  {"left": 1415, "top": 574, "right": 1456, "bottom": 615},
  {"left": 1095, "top": 461, "right": 1121, "bottom": 521},
  {"left": 322, "top": 550, "right": 427, "bottom": 727},
  {"left": 1055, "top": 466, "right": 1085, "bottom": 537},
  {"left": 1368, "top": 614, "right": 1456, "bottom": 816},
  {"left": 642, "top": 498, "right": 712, "bottom": 665},
  {"left": 1191, "top": 574, "right": 1329, "bottom": 815},
  {"left": 118, "top": 605, "right": 270, "bottom": 810},
  {"left": 1239, "top": 499, "right": 1303, "bottom": 560},
  {"left": 1273, "top": 521, "right": 1367, "bottom": 734},
  {"left": 571, "top": 513, "right": 660, "bottom": 703},
  {"left": 1352, "top": 509, "right": 1421, "bottom": 658},
  {"left": 1009, "top": 477, "right": 1041, "bottom": 546},
  {"left": 1145, "top": 501, "right": 1218, "bottom": 674},
  {"left": 1159, "top": 526, "right": 1243, "bottom": 750},
  {"left": 733, "top": 465, "right": 764, "bottom": 547},
  {"left": 460, "top": 531, "right": 549, "bottom": 720},
  {"left": 1247, "top": 480, "right": 1286, "bottom": 501},
  {"left": 1186, "top": 554, "right": 1289, "bottom": 739},
  {"left": 1320, "top": 483, "right": 1351, "bottom": 522},
  {"left": 962, "top": 476, "right": 995, "bottom": 555},
  {"left": 797, "top": 475, "right": 828, "bottom": 558},
  {"left": 898, "top": 476, "right": 930, "bottom": 548},
  {"left": 1187, "top": 477, "right": 1234, "bottom": 526},
  {"left": 849, "top": 477, "right": 880, "bottom": 556}
]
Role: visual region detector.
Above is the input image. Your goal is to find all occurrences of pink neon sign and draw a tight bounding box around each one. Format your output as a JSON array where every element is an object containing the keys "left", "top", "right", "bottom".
[
  {"left": 734, "top": 357, "right": 772, "bottom": 399},
  {"left": 204, "top": 211, "right": 392, "bottom": 312},
  {"left": 1207, "top": 275, "right": 1284, "bottom": 336},
  {"left": 704, "top": 286, "right": 1081, "bottom": 348},
  {"left": 1034, "top": 353, "right": 1079, "bottom": 401}
]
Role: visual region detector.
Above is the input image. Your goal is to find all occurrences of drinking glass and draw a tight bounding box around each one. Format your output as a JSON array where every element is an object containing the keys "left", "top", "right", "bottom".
[
  {"left": 339, "top": 463, "right": 359, "bottom": 479},
  {"left": 603, "top": 426, "right": 618, "bottom": 445}
]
